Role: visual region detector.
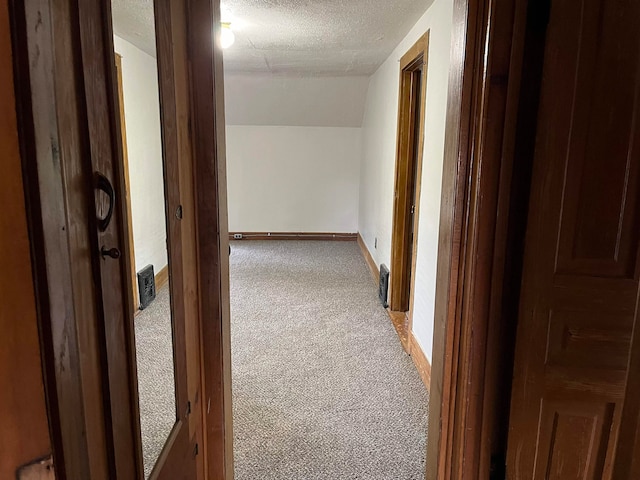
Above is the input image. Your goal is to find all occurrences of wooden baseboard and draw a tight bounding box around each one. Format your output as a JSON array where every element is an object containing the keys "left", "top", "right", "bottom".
[
  {"left": 155, "top": 264, "right": 169, "bottom": 291},
  {"left": 409, "top": 332, "right": 431, "bottom": 391},
  {"left": 388, "top": 309, "right": 410, "bottom": 353},
  {"left": 229, "top": 232, "right": 357, "bottom": 241},
  {"left": 357, "top": 233, "right": 379, "bottom": 283}
]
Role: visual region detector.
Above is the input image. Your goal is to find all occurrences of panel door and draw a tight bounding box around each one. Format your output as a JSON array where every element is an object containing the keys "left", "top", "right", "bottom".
[{"left": 506, "top": 0, "right": 640, "bottom": 478}]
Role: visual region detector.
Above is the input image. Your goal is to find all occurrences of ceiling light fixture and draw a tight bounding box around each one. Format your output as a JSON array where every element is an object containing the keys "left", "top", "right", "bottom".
[{"left": 220, "top": 22, "right": 235, "bottom": 49}]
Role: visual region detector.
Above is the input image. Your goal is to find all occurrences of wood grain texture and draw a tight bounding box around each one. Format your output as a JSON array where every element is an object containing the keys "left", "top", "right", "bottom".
[
  {"left": 389, "top": 32, "right": 429, "bottom": 317},
  {"left": 76, "top": 1, "right": 141, "bottom": 476},
  {"left": 230, "top": 232, "right": 357, "bottom": 241},
  {"left": 10, "top": 1, "right": 114, "bottom": 477},
  {"left": 357, "top": 233, "right": 379, "bottom": 283},
  {"left": 161, "top": 2, "right": 206, "bottom": 478},
  {"left": 0, "top": 2, "right": 52, "bottom": 477},
  {"left": 409, "top": 333, "right": 431, "bottom": 392},
  {"left": 187, "top": 0, "right": 234, "bottom": 477},
  {"left": 426, "top": 0, "right": 521, "bottom": 477},
  {"left": 150, "top": 1, "right": 200, "bottom": 475},
  {"left": 506, "top": 0, "right": 640, "bottom": 476}
]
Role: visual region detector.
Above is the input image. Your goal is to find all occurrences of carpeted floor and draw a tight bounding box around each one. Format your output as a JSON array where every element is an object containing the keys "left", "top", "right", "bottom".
[
  {"left": 230, "top": 240, "right": 429, "bottom": 480},
  {"left": 135, "top": 285, "right": 176, "bottom": 478}
]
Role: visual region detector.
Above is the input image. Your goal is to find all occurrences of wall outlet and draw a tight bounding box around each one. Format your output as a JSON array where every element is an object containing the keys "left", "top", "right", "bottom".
[
  {"left": 233, "top": 233, "right": 243, "bottom": 239},
  {"left": 375, "top": 237, "right": 378, "bottom": 249}
]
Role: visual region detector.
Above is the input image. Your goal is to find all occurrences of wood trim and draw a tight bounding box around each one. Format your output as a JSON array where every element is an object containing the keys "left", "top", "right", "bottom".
[
  {"left": 405, "top": 33, "right": 428, "bottom": 340},
  {"left": 114, "top": 52, "right": 138, "bottom": 314},
  {"left": 409, "top": 333, "right": 431, "bottom": 391},
  {"left": 156, "top": 2, "right": 207, "bottom": 477},
  {"left": 387, "top": 309, "right": 410, "bottom": 352},
  {"left": 389, "top": 32, "right": 429, "bottom": 323},
  {"left": 155, "top": 264, "right": 169, "bottom": 291},
  {"left": 229, "top": 232, "right": 357, "bottom": 241},
  {"left": 187, "top": 0, "right": 234, "bottom": 477},
  {"left": 427, "top": 0, "right": 527, "bottom": 477},
  {"left": 357, "top": 233, "right": 379, "bottom": 283}
]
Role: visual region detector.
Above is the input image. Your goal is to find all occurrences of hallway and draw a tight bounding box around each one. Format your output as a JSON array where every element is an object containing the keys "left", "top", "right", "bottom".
[{"left": 230, "top": 241, "right": 428, "bottom": 479}]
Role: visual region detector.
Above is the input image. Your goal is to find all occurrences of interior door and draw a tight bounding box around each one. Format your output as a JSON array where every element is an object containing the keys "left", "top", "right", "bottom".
[
  {"left": 78, "top": 1, "right": 198, "bottom": 478},
  {"left": 506, "top": 0, "right": 640, "bottom": 478},
  {"left": 11, "top": 0, "right": 218, "bottom": 477},
  {"left": 103, "top": 0, "right": 202, "bottom": 480}
]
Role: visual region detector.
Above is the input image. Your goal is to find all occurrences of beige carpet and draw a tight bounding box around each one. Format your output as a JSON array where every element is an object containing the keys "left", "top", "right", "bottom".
[
  {"left": 230, "top": 240, "right": 429, "bottom": 480},
  {"left": 134, "top": 285, "right": 176, "bottom": 478}
]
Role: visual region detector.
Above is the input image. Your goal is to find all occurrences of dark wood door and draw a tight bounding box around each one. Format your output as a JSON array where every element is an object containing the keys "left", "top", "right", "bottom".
[
  {"left": 96, "top": 0, "right": 202, "bottom": 480},
  {"left": 506, "top": 0, "right": 640, "bottom": 478},
  {"left": 77, "top": 1, "right": 198, "bottom": 478}
]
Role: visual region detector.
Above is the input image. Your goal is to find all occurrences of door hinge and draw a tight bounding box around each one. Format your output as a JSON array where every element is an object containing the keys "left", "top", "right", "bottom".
[
  {"left": 193, "top": 443, "right": 199, "bottom": 457},
  {"left": 410, "top": 204, "right": 415, "bottom": 215},
  {"left": 175, "top": 205, "right": 183, "bottom": 220},
  {"left": 185, "top": 400, "right": 191, "bottom": 417}
]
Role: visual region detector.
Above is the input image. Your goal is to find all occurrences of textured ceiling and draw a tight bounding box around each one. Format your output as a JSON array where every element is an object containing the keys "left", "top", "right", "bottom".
[
  {"left": 111, "top": 0, "right": 434, "bottom": 75},
  {"left": 111, "top": 0, "right": 158, "bottom": 57}
]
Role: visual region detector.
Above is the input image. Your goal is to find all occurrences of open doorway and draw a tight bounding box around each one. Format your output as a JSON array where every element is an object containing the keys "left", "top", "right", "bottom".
[
  {"left": 221, "top": 0, "right": 446, "bottom": 476},
  {"left": 388, "top": 33, "right": 429, "bottom": 350}
]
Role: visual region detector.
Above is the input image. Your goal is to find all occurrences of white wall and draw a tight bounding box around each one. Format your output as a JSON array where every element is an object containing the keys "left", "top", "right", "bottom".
[
  {"left": 358, "top": 0, "right": 454, "bottom": 361},
  {"left": 224, "top": 74, "right": 369, "bottom": 127},
  {"left": 226, "top": 125, "right": 361, "bottom": 233},
  {"left": 114, "top": 35, "right": 168, "bottom": 283},
  {"left": 225, "top": 73, "right": 367, "bottom": 233}
]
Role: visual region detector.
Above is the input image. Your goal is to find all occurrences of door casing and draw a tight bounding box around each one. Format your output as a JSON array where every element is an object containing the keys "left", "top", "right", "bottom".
[
  {"left": 427, "top": 0, "right": 573, "bottom": 476},
  {"left": 427, "top": 0, "right": 640, "bottom": 479},
  {"left": 388, "top": 32, "right": 429, "bottom": 351}
]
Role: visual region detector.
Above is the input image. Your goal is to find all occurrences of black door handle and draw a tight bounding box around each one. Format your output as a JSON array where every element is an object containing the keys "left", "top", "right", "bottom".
[
  {"left": 95, "top": 172, "right": 115, "bottom": 231},
  {"left": 101, "top": 246, "right": 121, "bottom": 259}
]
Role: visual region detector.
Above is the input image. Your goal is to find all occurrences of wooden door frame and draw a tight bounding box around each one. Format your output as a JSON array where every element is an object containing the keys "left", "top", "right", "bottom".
[
  {"left": 425, "top": 0, "right": 536, "bottom": 477},
  {"left": 187, "top": 0, "right": 234, "bottom": 476},
  {"left": 389, "top": 33, "right": 429, "bottom": 343},
  {"left": 114, "top": 52, "right": 139, "bottom": 313}
]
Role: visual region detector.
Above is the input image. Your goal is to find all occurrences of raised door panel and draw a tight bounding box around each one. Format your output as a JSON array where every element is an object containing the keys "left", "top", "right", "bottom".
[
  {"left": 506, "top": 0, "right": 640, "bottom": 477},
  {"left": 534, "top": 399, "right": 615, "bottom": 480}
]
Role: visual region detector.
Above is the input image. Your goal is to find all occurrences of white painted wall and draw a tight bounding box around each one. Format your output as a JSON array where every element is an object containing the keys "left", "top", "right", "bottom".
[
  {"left": 224, "top": 73, "right": 367, "bottom": 233},
  {"left": 226, "top": 125, "right": 361, "bottom": 233},
  {"left": 224, "top": 74, "right": 369, "bottom": 127},
  {"left": 114, "top": 35, "right": 168, "bottom": 284},
  {"left": 358, "top": 0, "right": 454, "bottom": 361}
]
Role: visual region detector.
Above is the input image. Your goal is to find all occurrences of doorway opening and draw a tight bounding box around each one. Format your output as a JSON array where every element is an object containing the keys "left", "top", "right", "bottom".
[
  {"left": 389, "top": 33, "right": 429, "bottom": 349},
  {"left": 223, "top": 6, "right": 434, "bottom": 479}
]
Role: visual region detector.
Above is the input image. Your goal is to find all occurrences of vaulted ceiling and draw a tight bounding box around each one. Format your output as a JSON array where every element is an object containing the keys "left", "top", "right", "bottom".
[{"left": 111, "top": 0, "right": 433, "bottom": 76}]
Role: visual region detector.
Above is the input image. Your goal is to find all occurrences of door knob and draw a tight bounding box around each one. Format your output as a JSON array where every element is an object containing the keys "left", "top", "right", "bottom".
[{"left": 101, "top": 246, "right": 121, "bottom": 259}]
